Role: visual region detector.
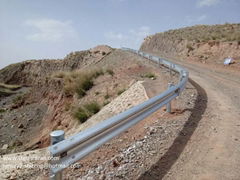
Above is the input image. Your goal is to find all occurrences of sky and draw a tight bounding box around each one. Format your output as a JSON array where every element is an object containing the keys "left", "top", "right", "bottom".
[{"left": 0, "top": 0, "right": 239, "bottom": 69}]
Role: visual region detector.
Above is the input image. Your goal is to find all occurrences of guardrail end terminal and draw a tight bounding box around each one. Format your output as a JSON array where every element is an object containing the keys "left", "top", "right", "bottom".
[{"left": 50, "top": 130, "right": 65, "bottom": 180}]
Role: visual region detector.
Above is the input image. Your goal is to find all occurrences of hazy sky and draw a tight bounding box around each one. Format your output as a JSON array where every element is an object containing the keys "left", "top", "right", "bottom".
[{"left": 0, "top": 0, "right": 239, "bottom": 69}]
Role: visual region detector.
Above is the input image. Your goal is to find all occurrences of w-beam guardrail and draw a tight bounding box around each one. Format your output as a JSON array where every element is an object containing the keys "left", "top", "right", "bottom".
[{"left": 48, "top": 48, "right": 189, "bottom": 179}]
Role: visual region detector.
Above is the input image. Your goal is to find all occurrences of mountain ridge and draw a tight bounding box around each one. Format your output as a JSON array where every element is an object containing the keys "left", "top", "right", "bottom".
[{"left": 140, "top": 23, "right": 240, "bottom": 66}]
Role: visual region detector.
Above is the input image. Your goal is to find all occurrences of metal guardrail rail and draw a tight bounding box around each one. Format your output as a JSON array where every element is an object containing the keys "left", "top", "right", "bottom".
[{"left": 48, "top": 48, "right": 189, "bottom": 179}]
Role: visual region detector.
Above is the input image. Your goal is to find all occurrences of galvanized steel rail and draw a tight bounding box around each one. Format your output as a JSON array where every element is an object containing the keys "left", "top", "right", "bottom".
[{"left": 48, "top": 48, "right": 189, "bottom": 179}]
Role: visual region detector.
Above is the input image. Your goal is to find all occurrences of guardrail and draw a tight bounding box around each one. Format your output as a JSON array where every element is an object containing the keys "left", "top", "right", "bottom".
[{"left": 48, "top": 48, "right": 189, "bottom": 179}]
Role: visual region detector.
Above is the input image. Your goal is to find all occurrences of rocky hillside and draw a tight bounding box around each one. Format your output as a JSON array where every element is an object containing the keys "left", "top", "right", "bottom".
[
  {"left": 0, "top": 45, "right": 166, "bottom": 155},
  {"left": 0, "top": 45, "right": 112, "bottom": 86},
  {"left": 140, "top": 23, "right": 240, "bottom": 65},
  {"left": 0, "top": 45, "right": 114, "bottom": 154}
]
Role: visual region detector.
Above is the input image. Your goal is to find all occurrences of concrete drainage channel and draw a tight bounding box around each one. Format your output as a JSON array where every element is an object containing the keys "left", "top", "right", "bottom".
[{"left": 48, "top": 48, "right": 189, "bottom": 179}]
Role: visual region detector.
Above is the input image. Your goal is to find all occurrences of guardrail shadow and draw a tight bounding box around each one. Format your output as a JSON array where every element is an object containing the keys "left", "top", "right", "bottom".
[{"left": 138, "top": 78, "right": 208, "bottom": 180}]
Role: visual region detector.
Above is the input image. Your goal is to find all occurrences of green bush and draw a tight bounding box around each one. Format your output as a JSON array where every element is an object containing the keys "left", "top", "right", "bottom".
[
  {"left": 74, "top": 107, "right": 89, "bottom": 123},
  {"left": 81, "top": 78, "right": 94, "bottom": 91},
  {"left": 73, "top": 102, "right": 101, "bottom": 123},
  {"left": 75, "top": 76, "right": 93, "bottom": 98},
  {"left": 84, "top": 102, "right": 101, "bottom": 115},
  {"left": 75, "top": 88, "right": 86, "bottom": 98}
]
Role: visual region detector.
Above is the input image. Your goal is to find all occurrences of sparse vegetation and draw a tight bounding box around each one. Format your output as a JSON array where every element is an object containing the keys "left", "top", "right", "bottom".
[
  {"left": 103, "top": 101, "right": 110, "bottom": 106},
  {"left": 73, "top": 101, "right": 101, "bottom": 123},
  {"left": 12, "top": 94, "right": 24, "bottom": 104},
  {"left": 141, "top": 72, "right": 157, "bottom": 80},
  {"left": 0, "top": 88, "right": 15, "bottom": 97},
  {"left": 53, "top": 71, "right": 66, "bottom": 79},
  {"left": 92, "top": 69, "right": 104, "bottom": 78},
  {"left": 186, "top": 44, "right": 194, "bottom": 52},
  {"left": 154, "top": 23, "right": 240, "bottom": 43},
  {"left": 75, "top": 76, "right": 94, "bottom": 98},
  {"left": 106, "top": 69, "right": 114, "bottom": 76},
  {"left": 84, "top": 102, "right": 101, "bottom": 115},
  {"left": 0, "top": 83, "right": 22, "bottom": 91},
  {"left": 104, "top": 89, "right": 111, "bottom": 99},
  {"left": 104, "top": 94, "right": 110, "bottom": 99},
  {"left": 73, "top": 107, "right": 89, "bottom": 123},
  {"left": 117, "top": 89, "right": 126, "bottom": 95},
  {"left": 53, "top": 68, "right": 104, "bottom": 98},
  {"left": 64, "top": 102, "right": 71, "bottom": 111},
  {"left": 0, "top": 108, "right": 6, "bottom": 113},
  {"left": 0, "top": 83, "right": 21, "bottom": 97},
  {"left": 95, "top": 91, "right": 100, "bottom": 95}
]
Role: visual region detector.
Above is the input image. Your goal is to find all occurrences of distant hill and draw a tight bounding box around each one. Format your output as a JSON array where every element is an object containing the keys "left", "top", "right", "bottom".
[{"left": 140, "top": 23, "right": 240, "bottom": 65}]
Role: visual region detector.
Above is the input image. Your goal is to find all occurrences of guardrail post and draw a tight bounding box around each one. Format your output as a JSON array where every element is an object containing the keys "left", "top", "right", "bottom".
[
  {"left": 166, "top": 83, "right": 173, "bottom": 113},
  {"left": 50, "top": 130, "right": 65, "bottom": 180}
]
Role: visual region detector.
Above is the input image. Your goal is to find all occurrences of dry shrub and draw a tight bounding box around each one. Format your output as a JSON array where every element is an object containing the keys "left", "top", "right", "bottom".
[
  {"left": 53, "top": 68, "right": 104, "bottom": 98},
  {"left": 73, "top": 101, "right": 101, "bottom": 123}
]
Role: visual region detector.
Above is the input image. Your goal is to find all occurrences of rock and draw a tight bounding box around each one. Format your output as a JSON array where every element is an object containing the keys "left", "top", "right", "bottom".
[
  {"left": 112, "top": 159, "right": 120, "bottom": 167},
  {"left": 4, "top": 174, "right": 11, "bottom": 179},
  {"left": 14, "top": 139, "right": 23, "bottom": 146},
  {"left": 9, "top": 173, "right": 17, "bottom": 180},
  {"left": 27, "top": 118, "right": 33, "bottom": 123},
  {"left": 18, "top": 123, "right": 24, "bottom": 128},
  {"left": 148, "top": 127, "right": 157, "bottom": 135},
  {"left": 99, "top": 174, "right": 106, "bottom": 180},
  {"left": 2, "top": 144, "right": 8, "bottom": 150},
  {"left": 73, "top": 163, "right": 82, "bottom": 170}
]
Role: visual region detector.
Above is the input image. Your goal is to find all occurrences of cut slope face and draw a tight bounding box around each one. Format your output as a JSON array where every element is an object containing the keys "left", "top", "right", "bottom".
[
  {"left": 140, "top": 23, "right": 240, "bottom": 67},
  {"left": 0, "top": 45, "right": 114, "bottom": 155}
]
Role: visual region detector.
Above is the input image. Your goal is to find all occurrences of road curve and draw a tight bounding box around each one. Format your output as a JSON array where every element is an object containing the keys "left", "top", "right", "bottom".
[{"left": 139, "top": 56, "right": 240, "bottom": 180}]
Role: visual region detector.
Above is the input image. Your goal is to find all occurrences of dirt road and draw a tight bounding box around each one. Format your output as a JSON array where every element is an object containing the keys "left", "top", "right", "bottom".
[{"left": 139, "top": 58, "right": 240, "bottom": 180}]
